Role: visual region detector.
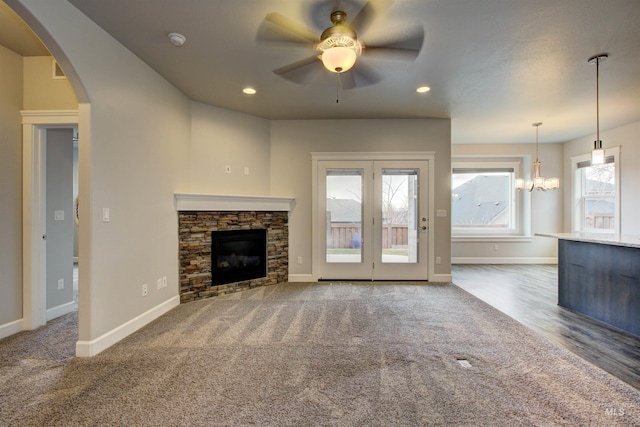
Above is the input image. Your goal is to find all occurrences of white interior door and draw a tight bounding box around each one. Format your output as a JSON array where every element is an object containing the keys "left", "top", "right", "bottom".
[{"left": 316, "top": 159, "right": 429, "bottom": 281}]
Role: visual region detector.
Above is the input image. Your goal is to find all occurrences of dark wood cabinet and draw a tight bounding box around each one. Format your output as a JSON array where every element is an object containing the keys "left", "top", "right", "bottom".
[{"left": 558, "top": 239, "right": 640, "bottom": 337}]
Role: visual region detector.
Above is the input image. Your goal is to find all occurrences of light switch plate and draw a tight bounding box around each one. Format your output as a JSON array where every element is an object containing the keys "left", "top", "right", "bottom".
[
  {"left": 436, "top": 209, "right": 447, "bottom": 217},
  {"left": 54, "top": 210, "right": 65, "bottom": 221},
  {"left": 102, "top": 208, "right": 110, "bottom": 222}
]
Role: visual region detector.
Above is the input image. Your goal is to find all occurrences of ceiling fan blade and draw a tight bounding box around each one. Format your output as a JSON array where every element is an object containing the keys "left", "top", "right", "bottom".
[
  {"left": 339, "top": 71, "right": 356, "bottom": 90},
  {"left": 364, "top": 45, "right": 420, "bottom": 61},
  {"left": 349, "top": 0, "right": 394, "bottom": 36},
  {"left": 273, "top": 55, "right": 321, "bottom": 84},
  {"left": 264, "top": 12, "right": 318, "bottom": 44},
  {"left": 364, "top": 25, "right": 424, "bottom": 60},
  {"left": 343, "top": 61, "right": 383, "bottom": 89}
]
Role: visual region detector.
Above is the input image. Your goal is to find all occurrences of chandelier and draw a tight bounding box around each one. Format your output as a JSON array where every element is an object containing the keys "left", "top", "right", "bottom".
[{"left": 516, "top": 122, "right": 559, "bottom": 192}]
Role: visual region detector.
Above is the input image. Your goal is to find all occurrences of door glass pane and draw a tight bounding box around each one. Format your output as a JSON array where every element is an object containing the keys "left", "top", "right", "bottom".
[
  {"left": 326, "top": 169, "right": 362, "bottom": 263},
  {"left": 381, "top": 169, "right": 418, "bottom": 263}
]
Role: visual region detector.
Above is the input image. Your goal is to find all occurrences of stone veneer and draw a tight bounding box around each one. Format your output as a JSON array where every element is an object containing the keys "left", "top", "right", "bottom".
[{"left": 178, "top": 211, "right": 288, "bottom": 303}]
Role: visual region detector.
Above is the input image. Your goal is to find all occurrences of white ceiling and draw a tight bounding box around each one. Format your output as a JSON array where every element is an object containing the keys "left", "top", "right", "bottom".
[{"left": 4, "top": 0, "right": 640, "bottom": 144}]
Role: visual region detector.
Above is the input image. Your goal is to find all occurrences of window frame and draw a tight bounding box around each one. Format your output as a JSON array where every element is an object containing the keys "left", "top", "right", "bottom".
[
  {"left": 571, "top": 146, "right": 620, "bottom": 234},
  {"left": 451, "top": 158, "right": 530, "bottom": 242}
]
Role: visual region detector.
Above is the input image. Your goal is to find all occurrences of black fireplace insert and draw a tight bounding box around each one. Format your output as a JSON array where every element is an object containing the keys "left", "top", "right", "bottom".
[{"left": 211, "top": 229, "right": 267, "bottom": 286}]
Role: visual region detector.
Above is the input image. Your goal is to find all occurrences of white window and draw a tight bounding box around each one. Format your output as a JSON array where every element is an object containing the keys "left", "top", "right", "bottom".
[
  {"left": 452, "top": 159, "right": 529, "bottom": 240},
  {"left": 571, "top": 147, "right": 620, "bottom": 233}
]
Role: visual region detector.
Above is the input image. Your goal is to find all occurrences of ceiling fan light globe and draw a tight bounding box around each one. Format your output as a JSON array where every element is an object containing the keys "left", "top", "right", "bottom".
[{"left": 322, "top": 46, "right": 357, "bottom": 73}]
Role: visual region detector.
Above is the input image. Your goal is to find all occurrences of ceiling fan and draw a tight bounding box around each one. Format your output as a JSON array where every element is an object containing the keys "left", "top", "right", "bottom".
[{"left": 258, "top": 0, "right": 424, "bottom": 89}]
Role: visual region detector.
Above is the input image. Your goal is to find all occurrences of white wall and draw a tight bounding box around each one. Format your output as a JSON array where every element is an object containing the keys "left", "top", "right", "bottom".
[
  {"left": 562, "top": 120, "right": 640, "bottom": 235},
  {"left": 270, "top": 119, "right": 452, "bottom": 278},
  {"left": 451, "top": 143, "right": 563, "bottom": 262},
  {"left": 189, "top": 102, "right": 271, "bottom": 195},
  {"left": 0, "top": 44, "right": 23, "bottom": 332},
  {"left": 10, "top": 0, "right": 191, "bottom": 354}
]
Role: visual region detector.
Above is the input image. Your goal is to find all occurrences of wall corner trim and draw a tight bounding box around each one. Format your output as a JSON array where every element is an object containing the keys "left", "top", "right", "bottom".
[{"left": 75, "top": 295, "right": 180, "bottom": 357}]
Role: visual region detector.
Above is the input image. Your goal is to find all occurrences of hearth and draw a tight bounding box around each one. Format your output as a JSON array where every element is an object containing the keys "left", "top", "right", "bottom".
[{"left": 211, "top": 229, "right": 267, "bottom": 286}]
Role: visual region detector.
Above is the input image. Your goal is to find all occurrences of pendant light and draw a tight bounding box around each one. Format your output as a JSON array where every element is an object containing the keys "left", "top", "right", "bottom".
[
  {"left": 516, "top": 122, "right": 559, "bottom": 192},
  {"left": 588, "top": 53, "right": 608, "bottom": 165}
]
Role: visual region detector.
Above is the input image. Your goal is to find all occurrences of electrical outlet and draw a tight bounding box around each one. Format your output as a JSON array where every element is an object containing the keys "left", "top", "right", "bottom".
[
  {"left": 162, "top": 276, "right": 167, "bottom": 288},
  {"left": 57, "top": 278, "right": 64, "bottom": 290},
  {"left": 142, "top": 283, "right": 148, "bottom": 296},
  {"left": 435, "top": 256, "right": 441, "bottom": 265},
  {"left": 244, "top": 167, "right": 250, "bottom": 175},
  {"left": 157, "top": 278, "right": 163, "bottom": 290},
  {"left": 297, "top": 256, "right": 303, "bottom": 264}
]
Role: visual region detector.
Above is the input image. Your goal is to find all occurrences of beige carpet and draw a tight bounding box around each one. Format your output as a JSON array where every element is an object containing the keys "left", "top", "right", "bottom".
[{"left": 1, "top": 281, "right": 639, "bottom": 426}]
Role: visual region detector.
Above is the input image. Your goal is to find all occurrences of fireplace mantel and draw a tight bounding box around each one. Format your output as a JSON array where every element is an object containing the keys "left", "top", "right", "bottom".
[{"left": 174, "top": 193, "right": 294, "bottom": 212}]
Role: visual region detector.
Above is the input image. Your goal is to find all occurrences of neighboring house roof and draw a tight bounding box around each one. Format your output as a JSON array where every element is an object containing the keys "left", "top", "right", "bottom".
[
  {"left": 327, "top": 198, "right": 361, "bottom": 223},
  {"left": 452, "top": 175, "right": 509, "bottom": 226}
]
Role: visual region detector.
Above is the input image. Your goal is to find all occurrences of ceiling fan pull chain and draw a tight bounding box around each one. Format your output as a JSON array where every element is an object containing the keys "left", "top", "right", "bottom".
[{"left": 336, "top": 74, "right": 341, "bottom": 104}]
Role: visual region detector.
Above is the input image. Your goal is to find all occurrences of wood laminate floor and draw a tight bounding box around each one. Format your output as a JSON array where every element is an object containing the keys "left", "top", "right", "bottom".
[{"left": 452, "top": 264, "right": 640, "bottom": 390}]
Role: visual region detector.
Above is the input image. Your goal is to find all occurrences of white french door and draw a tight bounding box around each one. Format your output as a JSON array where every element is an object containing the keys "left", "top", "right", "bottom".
[{"left": 315, "top": 158, "right": 429, "bottom": 281}]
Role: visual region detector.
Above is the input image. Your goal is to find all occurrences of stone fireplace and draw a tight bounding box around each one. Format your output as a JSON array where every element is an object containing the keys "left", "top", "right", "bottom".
[{"left": 176, "top": 194, "right": 293, "bottom": 303}]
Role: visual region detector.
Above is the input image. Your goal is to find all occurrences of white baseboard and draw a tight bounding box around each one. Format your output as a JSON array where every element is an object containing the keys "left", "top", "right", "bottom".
[
  {"left": 288, "top": 274, "right": 316, "bottom": 282},
  {"left": 0, "top": 318, "right": 23, "bottom": 340},
  {"left": 46, "top": 301, "right": 77, "bottom": 321},
  {"left": 432, "top": 273, "right": 453, "bottom": 283},
  {"left": 75, "top": 295, "right": 180, "bottom": 357},
  {"left": 452, "top": 257, "right": 558, "bottom": 264}
]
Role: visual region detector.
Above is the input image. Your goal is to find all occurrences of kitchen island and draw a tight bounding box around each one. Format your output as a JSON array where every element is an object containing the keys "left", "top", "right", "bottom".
[{"left": 538, "top": 232, "right": 640, "bottom": 337}]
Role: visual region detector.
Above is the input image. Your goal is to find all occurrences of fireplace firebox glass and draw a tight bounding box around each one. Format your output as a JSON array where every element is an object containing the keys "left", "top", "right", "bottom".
[{"left": 211, "top": 229, "right": 267, "bottom": 285}]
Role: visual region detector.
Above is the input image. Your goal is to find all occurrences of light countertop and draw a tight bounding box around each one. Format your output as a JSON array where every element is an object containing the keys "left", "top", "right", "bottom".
[{"left": 536, "top": 232, "right": 640, "bottom": 249}]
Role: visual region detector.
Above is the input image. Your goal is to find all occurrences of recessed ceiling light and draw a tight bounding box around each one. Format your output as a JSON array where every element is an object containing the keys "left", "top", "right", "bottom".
[
  {"left": 243, "top": 87, "right": 257, "bottom": 95},
  {"left": 416, "top": 86, "right": 431, "bottom": 93}
]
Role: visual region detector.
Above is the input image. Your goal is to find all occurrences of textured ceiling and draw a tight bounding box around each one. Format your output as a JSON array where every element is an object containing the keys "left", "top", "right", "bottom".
[{"left": 4, "top": 0, "right": 640, "bottom": 144}]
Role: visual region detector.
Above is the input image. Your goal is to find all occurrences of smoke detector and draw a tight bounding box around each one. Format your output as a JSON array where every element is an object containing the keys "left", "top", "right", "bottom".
[{"left": 168, "top": 32, "right": 186, "bottom": 47}]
